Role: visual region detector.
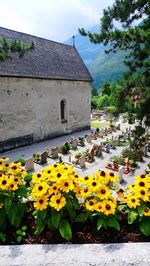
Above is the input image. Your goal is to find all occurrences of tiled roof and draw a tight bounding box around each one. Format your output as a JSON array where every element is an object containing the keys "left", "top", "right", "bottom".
[{"left": 0, "top": 27, "right": 92, "bottom": 81}]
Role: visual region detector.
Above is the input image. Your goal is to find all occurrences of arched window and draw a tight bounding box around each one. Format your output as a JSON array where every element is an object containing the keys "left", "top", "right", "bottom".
[{"left": 60, "top": 99, "right": 67, "bottom": 122}]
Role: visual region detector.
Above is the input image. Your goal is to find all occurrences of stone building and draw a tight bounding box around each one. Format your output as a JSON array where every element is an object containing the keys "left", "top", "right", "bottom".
[{"left": 0, "top": 27, "right": 92, "bottom": 152}]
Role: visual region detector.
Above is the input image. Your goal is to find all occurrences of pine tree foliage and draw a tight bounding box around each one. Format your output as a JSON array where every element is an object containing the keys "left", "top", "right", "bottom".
[{"left": 0, "top": 37, "right": 34, "bottom": 61}]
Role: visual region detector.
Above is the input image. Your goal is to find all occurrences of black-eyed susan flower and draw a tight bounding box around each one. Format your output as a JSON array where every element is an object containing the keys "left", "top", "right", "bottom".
[
  {"left": 136, "top": 187, "right": 149, "bottom": 202},
  {"left": 32, "top": 182, "right": 49, "bottom": 198},
  {"left": 80, "top": 187, "right": 92, "bottom": 198},
  {"left": 102, "top": 200, "right": 116, "bottom": 215},
  {"left": 108, "top": 172, "right": 118, "bottom": 183},
  {"left": 8, "top": 180, "right": 18, "bottom": 191},
  {"left": 85, "top": 198, "right": 97, "bottom": 211},
  {"left": 0, "top": 177, "right": 9, "bottom": 190},
  {"left": 144, "top": 208, "right": 150, "bottom": 216},
  {"left": 34, "top": 195, "right": 49, "bottom": 211},
  {"left": 49, "top": 193, "right": 66, "bottom": 211},
  {"left": 126, "top": 195, "right": 140, "bottom": 208},
  {"left": 95, "top": 201, "right": 104, "bottom": 213},
  {"left": 96, "top": 186, "right": 110, "bottom": 200},
  {"left": 59, "top": 179, "right": 74, "bottom": 193}
]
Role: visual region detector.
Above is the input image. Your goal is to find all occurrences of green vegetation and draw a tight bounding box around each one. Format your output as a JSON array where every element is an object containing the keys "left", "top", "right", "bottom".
[
  {"left": 80, "top": 0, "right": 150, "bottom": 126},
  {"left": 91, "top": 121, "right": 109, "bottom": 129},
  {"left": 0, "top": 37, "right": 34, "bottom": 61}
]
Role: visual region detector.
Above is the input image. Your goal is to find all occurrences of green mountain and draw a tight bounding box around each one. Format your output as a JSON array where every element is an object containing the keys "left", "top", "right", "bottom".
[
  {"left": 90, "top": 50, "right": 128, "bottom": 88},
  {"left": 65, "top": 25, "right": 128, "bottom": 89}
]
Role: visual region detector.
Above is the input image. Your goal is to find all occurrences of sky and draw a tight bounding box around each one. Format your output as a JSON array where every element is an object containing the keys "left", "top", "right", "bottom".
[{"left": 0, "top": 0, "right": 115, "bottom": 42}]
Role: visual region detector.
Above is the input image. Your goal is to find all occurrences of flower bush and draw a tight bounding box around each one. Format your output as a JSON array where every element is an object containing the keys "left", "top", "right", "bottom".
[
  {"left": 0, "top": 157, "right": 150, "bottom": 241},
  {"left": 0, "top": 158, "right": 28, "bottom": 230}
]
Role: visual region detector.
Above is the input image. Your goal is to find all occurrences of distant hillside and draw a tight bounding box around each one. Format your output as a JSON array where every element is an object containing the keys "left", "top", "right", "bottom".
[
  {"left": 90, "top": 50, "right": 128, "bottom": 88},
  {"left": 65, "top": 25, "right": 128, "bottom": 89},
  {"left": 64, "top": 25, "right": 104, "bottom": 67}
]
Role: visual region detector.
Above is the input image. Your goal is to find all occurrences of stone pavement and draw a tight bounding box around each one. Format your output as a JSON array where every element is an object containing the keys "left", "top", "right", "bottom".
[{"left": 0, "top": 243, "right": 150, "bottom": 266}]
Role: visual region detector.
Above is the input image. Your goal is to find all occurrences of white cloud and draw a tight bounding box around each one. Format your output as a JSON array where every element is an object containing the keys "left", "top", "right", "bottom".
[{"left": 0, "top": 0, "right": 115, "bottom": 42}]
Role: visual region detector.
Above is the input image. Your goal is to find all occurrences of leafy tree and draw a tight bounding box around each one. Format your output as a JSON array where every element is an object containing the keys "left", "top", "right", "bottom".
[
  {"left": 80, "top": 0, "right": 150, "bottom": 124},
  {"left": 0, "top": 37, "right": 34, "bottom": 61}
]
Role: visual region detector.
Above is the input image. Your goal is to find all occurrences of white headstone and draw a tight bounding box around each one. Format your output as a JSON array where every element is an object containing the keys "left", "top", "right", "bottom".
[{"left": 118, "top": 166, "right": 124, "bottom": 183}]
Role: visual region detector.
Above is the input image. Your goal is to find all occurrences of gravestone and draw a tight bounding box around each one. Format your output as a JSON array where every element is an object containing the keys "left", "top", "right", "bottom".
[
  {"left": 25, "top": 157, "right": 34, "bottom": 171},
  {"left": 48, "top": 147, "right": 59, "bottom": 159},
  {"left": 118, "top": 166, "right": 124, "bottom": 183}
]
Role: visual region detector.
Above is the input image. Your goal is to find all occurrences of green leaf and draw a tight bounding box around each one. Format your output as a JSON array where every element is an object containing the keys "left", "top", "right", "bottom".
[
  {"left": 8, "top": 203, "right": 26, "bottom": 227},
  {"left": 97, "top": 217, "right": 104, "bottom": 230},
  {"left": 139, "top": 218, "right": 150, "bottom": 236},
  {"left": 4, "top": 198, "right": 12, "bottom": 213},
  {"left": 106, "top": 216, "right": 120, "bottom": 231},
  {"left": 137, "top": 205, "right": 145, "bottom": 217},
  {"left": 117, "top": 204, "right": 126, "bottom": 211},
  {"left": 73, "top": 197, "right": 80, "bottom": 209},
  {"left": 16, "top": 229, "right": 22, "bottom": 235},
  {"left": 0, "top": 209, "right": 7, "bottom": 229},
  {"left": 59, "top": 219, "right": 72, "bottom": 240},
  {"left": 128, "top": 210, "right": 138, "bottom": 224},
  {"left": 51, "top": 209, "right": 62, "bottom": 229},
  {"left": 65, "top": 201, "right": 76, "bottom": 221},
  {"left": 0, "top": 232, "right": 6, "bottom": 242},
  {"left": 34, "top": 219, "right": 46, "bottom": 235},
  {"left": 17, "top": 236, "right": 22, "bottom": 243},
  {"left": 75, "top": 212, "right": 90, "bottom": 223},
  {"left": 47, "top": 216, "right": 56, "bottom": 231},
  {"left": 22, "top": 226, "right": 27, "bottom": 231}
]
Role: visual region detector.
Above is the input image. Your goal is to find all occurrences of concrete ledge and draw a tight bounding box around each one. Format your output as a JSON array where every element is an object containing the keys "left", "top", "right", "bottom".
[{"left": 1, "top": 243, "right": 149, "bottom": 266}]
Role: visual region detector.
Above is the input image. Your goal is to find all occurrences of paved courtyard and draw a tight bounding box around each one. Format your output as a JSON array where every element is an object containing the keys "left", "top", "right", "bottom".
[{"left": 0, "top": 122, "right": 149, "bottom": 189}]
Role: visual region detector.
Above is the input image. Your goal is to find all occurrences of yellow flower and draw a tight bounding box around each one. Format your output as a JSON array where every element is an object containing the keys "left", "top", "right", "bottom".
[
  {"left": 108, "top": 172, "right": 118, "bottom": 183},
  {"left": 134, "top": 179, "right": 150, "bottom": 189},
  {"left": 89, "top": 179, "right": 101, "bottom": 192},
  {"left": 50, "top": 193, "right": 66, "bottom": 211},
  {"left": 96, "top": 186, "right": 110, "bottom": 200},
  {"left": 0, "top": 177, "right": 9, "bottom": 190},
  {"left": 32, "top": 172, "right": 44, "bottom": 183},
  {"left": 136, "top": 187, "right": 149, "bottom": 202},
  {"left": 80, "top": 187, "right": 92, "bottom": 198},
  {"left": 126, "top": 195, "right": 140, "bottom": 208},
  {"left": 13, "top": 176, "right": 23, "bottom": 185},
  {"left": 95, "top": 201, "right": 104, "bottom": 213},
  {"left": 59, "top": 179, "right": 74, "bottom": 193},
  {"left": 85, "top": 198, "right": 97, "bottom": 211},
  {"left": 144, "top": 208, "right": 150, "bottom": 216},
  {"left": 102, "top": 200, "right": 116, "bottom": 215},
  {"left": 0, "top": 157, "right": 9, "bottom": 162},
  {"left": 32, "top": 182, "right": 49, "bottom": 198},
  {"left": 34, "top": 195, "right": 49, "bottom": 211},
  {"left": 48, "top": 184, "right": 60, "bottom": 195},
  {"left": 8, "top": 180, "right": 18, "bottom": 191}
]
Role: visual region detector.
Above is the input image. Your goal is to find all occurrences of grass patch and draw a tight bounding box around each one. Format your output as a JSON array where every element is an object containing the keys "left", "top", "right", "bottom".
[{"left": 91, "top": 121, "right": 109, "bottom": 129}]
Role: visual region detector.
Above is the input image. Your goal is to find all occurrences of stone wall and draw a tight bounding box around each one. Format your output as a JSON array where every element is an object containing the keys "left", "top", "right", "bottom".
[{"left": 0, "top": 77, "right": 91, "bottom": 143}]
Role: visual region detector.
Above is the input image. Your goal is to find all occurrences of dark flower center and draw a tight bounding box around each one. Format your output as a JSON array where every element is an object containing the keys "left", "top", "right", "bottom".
[
  {"left": 101, "top": 171, "right": 106, "bottom": 177},
  {"left": 89, "top": 201, "right": 94, "bottom": 206},
  {"left": 57, "top": 173, "right": 61, "bottom": 178},
  {"left": 131, "top": 199, "right": 135, "bottom": 202},
  {"left": 140, "top": 175, "right": 145, "bottom": 179},
  {"left": 38, "top": 186, "right": 43, "bottom": 191},
  {"left": 106, "top": 204, "right": 111, "bottom": 210},
  {"left": 139, "top": 182, "right": 145, "bottom": 187},
  {"left": 101, "top": 189, "right": 106, "bottom": 194},
  {"left": 2, "top": 180, "right": 7, "bottom": 185},
  {"left": 47, "top": 170, "right": 51, "bottom": 174},
  {"left": 92, "top": 182, "right": 97, "bottom": 186},
  {"left": 14, "top": 178, "right": 18, "bottom": 182},
  {"left": 84, "top": 176, "right": 89, "bottom": 180},
  {"left": 75, "top": 175, "right": 78, "bottom": 178},
  {"left": 39, "top": 199, "right": 44, "bottom": 204},
  {"left": 10, "top": 184, "right": 14, "bottom": 188},
  {"left": 64, "top": 182, "right": 69, "bottom": 187},
  {"left": 64, "top": 167, "right": 68, "bottom": 170},
  {"left": 110, "top": 173, "right": 114, "bottom": 177},
  {"left": 54, "top": 164, "right": 57, "bottom": 168},
  {"left": 37, "top": 174, "right": 41, "bottom": 178},
  {"left": 141, "top": 190, "right": 145, "bottom": 195},
  {"left": 12, "top": 166, "right": 17, "bottom": 170},
  {"left": 56, "top": 199, "right": 60, "bottom": 204},
  {"left": 84, "top": 188, "right": 88, "bottom": 193},
  {"left": 53, "top": 186, "right": 57, "bottom": 190}
]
